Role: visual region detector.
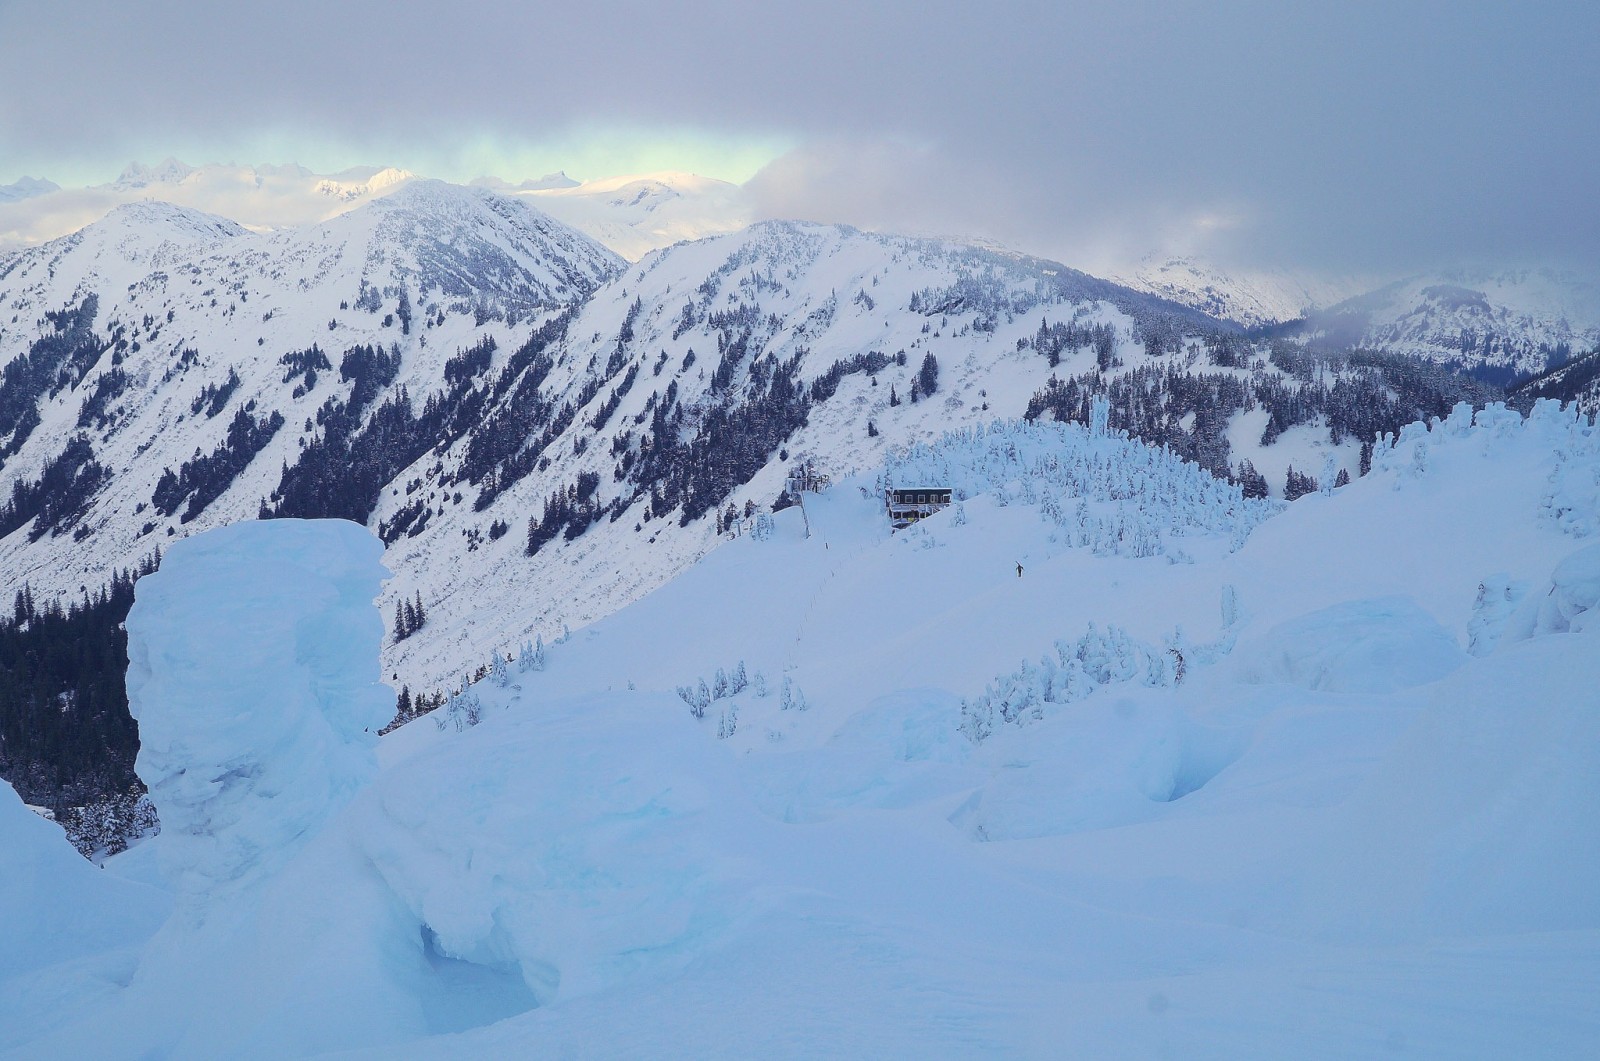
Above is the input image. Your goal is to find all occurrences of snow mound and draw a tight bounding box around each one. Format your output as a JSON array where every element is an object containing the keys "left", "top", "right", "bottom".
[
  {"left": 951, "top": 699, "right": 1244, "bottom": 841},
  {"left": 0, "top": 779, "right": 167, "bottom": 984},
  {"left": 126, "top": 519, "right": 392, "bottom": 903},
  {"left": 354, "top": 696, "right": 765, "bottom": 1006},
  {"left": 1232, "top": 597, "right": 1467, "bottom": 694},
  {"left": 1502, "top": 541, "right": 1600, "bottom": 641}
]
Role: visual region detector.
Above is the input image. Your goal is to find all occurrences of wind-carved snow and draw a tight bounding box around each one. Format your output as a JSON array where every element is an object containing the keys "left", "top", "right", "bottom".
[
  {"left": 1230, "top": 597, "right": 1467, "bottom": 694},
  {"left": 0, "top": 778, "right": 168, "bottom": 986},
  {"left": 354, "top": 695, "right": 767, "bottom": 1009},
  {"left": 1500, "top": 541, "right": 1600, "bottom": 642},
  {"left": 4, "top": 396, "right": 1600, "bottom": 1056},
  {"left": 126, "top": 519, "right": 392, "bottom": 903}
]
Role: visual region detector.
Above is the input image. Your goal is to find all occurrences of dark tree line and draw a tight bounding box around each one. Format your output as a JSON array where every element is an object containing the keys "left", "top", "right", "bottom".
[
  {"left": 443, "top": 335, "right": 495, "bottom": 387},
  {"left": 392, "top": 590, "right": 428, "bottom": 642},
  {"left": 189, "top": 368, "right": 241, "bottom": 418},
  {"left": 525, "top": 470, "right": 602, "bottom": 555},
  {"left": 911, "top": 352, "right": 939, "bottom": 401},
  {"left": 809, "top": 349, "right": 893, "bottom": 403},
  {"left": 1026, "top": 343, "right": 1508, "bottom": 485},
  {"left": 77, "top": 366, "right": 131, "bottom": 431},
  {"left": 0, "top": 295, "right": 104, "bottom": 465},
  {"left": 152, "top": 404, "right": 286, "bottom": 523},
  {"left": 0, "top": 553, "right": 159, "bottom": 815},
  {"left": 1027, "top": 317, "right": 1120, "bottom": 371},
  {"left": 630, "top": 345, "right": 811, "bottom": 526},
  {"left": 0, "top": 434, "right": 109, "bottom": 542},
  {"left": 279, "top": 345, "right": 332, "bottom": 395},
  {"left": 1510, "top": 346, "right": 1600, "bottom": 414},
  {"left": 264, "top": 343, "right": 436, "bottom": 526}
]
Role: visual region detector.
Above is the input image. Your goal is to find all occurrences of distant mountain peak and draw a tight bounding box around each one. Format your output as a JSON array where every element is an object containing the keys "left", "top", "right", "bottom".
[
  {"left": 1115, "top": 254, "right": 1377, "bottom": 329},
  {"left": 0, "top": 176, "right": 60, "bottom": 204},
  {"left": 111, "top": 157, "right": 198, "bottom": 190},
  {"left": 314, "top": 166, "right": 417, "bottom": 202},
  {"left": 472, "top": 172, "right": 582, "bottom": 192}
]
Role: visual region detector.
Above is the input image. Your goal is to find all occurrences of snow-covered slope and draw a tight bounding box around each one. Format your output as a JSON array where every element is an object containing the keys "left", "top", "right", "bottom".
[
  {"left": 374, "top": 220, "right": 1236, "bottom": 688},
  {"left": 0, "top": 187, "right": 1527, "bottom": 706},
  {"left": 0, "top": 182, "right": 621, "bottom": 669},
  {"left": 6, "top": 399, "right": 1597, "bottom": 1057},
  {"left": 1305, "top": 266, "right": 1600, "bottom": 380},
  {"left": 1116, "top": 254, "right": 1372, "bottom": 328}
]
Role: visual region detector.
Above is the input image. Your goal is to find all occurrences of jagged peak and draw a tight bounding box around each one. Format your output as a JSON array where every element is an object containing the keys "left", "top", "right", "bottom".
[
  {"left": 313, "top": 166, "right": 418, "bottom": 201},
  {"left": 0, "top": 176, "right": 60, "bottom": 203},
  {"left": 111, "top": 157, "right": 198, "bottom": 190}
]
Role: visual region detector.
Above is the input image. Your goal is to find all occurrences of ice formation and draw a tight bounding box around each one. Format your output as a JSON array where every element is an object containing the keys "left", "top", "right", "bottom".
[{"left": 126, "top": 518, "right": 393, "bottom": 903}]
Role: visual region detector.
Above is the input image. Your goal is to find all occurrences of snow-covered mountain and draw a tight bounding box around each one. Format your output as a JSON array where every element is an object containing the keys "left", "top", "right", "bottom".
[
  {"left": 0, "top": 192, "right": 1257, "bottom": 696},
  {"left": 1115, "top": 254, "right": 1372, "bottom": 329},
  {"left": 0, "top": 160, "right": 424, "bottom": 252},
  {"left": 0, "top": 160, "right": 743, "bottom": 260},
  {"left": 105, "top": 158, "right": 420, "bottom": 205},
  {"left": 1117, "top": 256, "right": 1600, "bottom": 384},
  {"left": 0, "top": 176, "right": 59, "bottom": 204},
  {"left": 0, "top": 182, "right": 620, "bottom": 681},
  {"left": 8, "top": 163, "right": 1593, "bottom": 387},
  {"left": 0, "top": 181, "right": 1527, "bottom": 712},
  {"left": 1303, "top": 266, "right": 1600, "bottom": 381}
]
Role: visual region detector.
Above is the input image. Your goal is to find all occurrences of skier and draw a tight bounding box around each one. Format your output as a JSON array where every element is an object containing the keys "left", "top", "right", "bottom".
[{"left": 1016, "top": 561, "right": 1023, "bottom": 578}]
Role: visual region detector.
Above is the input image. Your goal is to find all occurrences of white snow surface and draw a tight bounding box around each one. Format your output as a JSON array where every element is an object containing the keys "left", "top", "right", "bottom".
[
  {"left": 4, "top": 401, "right": 1599, "bottom": 1057},
  {"left": 126, "top": 518, "right": 393, "bottom": 904},
  {"left": 1115, "top": 253, "right": 1374, "bottom": 328},
  {"left": 1311, "top": 266, "right": 1600, "bottom": 377},
  {"left": 0, "top": 779, "right": 168, "bottom": 985}
]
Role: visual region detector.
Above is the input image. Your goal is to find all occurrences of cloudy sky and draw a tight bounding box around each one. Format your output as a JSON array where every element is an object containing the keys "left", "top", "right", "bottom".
[{"left": 1, "top": 0, "right": 1595, "bottom": 273}]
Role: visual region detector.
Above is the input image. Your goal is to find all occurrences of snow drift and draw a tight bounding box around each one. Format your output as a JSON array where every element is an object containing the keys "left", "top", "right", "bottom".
[{"left": 4, "top": 399, "right": 1600, "bottom": 1057}]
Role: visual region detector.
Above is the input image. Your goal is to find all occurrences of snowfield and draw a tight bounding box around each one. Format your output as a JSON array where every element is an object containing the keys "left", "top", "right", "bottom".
[{"left": 2, "top": 402, "right": 1599, "bottom": 1055}]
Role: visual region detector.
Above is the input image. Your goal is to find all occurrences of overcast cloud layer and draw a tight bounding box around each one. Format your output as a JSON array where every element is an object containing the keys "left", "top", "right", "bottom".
[{"left": 1, "top": 0, "right": 1595, "bottom": 273}]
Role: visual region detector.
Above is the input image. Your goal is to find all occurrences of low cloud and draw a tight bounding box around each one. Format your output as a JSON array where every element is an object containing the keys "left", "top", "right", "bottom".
[{"left": 2, "top": 1, "right": 1596, "bottom": 274}]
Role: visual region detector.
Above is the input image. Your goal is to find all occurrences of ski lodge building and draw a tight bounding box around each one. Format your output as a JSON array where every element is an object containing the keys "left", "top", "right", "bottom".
[{"left": 886, "top": 487, "right": 952, "bottom": 529}]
